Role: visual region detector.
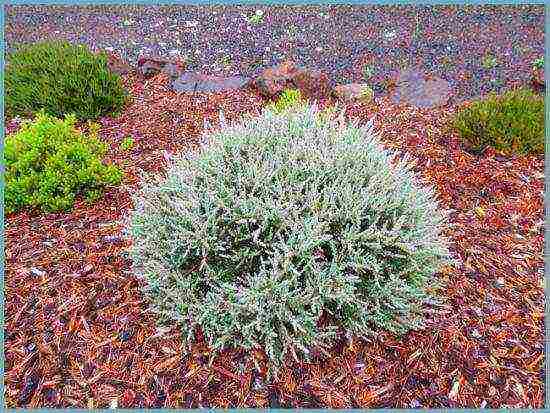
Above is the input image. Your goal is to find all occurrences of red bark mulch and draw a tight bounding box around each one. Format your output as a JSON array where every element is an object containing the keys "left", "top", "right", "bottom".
[{"left": 4, "top": 73, "right": 544, "bottom": 408}]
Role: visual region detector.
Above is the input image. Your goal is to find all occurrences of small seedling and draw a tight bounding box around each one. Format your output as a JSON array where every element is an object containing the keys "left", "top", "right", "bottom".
[
  {"left": 489, "top": 77, "right": 503, "bottom": 88},
  {"left": 532, "top": 57, "right": 544, "bottom": 69},
  {"left": 440, "top": 55, "right": 453, "bottom": 69},
  {"left": 120, "top": 136, "right": 134, "bottom": 151},
  {"left": 219, "top": 55, "right": 231, "bottom": 67},
  {"left": 286, "top": 25, "right": 299, "bottom": 37},
  {"left": 248, "top": 10, "right": 264, "bottom": 25},
  {"left": 482, "top": 53, "right": 498, "bottom": 69},
  {"left": 363, "top": 65, "right": 374, "bottom": 80},
  {"left": 412, "top": 15, "right": 422, "bottom": 39}
]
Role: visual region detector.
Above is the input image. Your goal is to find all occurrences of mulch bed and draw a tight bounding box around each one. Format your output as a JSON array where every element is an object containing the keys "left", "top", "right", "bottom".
[{"left": 4, "top": 68, "right": 544, "bottom": 408}]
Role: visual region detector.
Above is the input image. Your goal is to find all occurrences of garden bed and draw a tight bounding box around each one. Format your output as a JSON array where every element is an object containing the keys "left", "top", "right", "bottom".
[{"left": 4, "top": 4, "right": 545, "bottom": 409}]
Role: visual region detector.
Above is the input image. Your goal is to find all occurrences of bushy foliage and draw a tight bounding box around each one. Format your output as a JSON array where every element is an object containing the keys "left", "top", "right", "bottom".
[
  {"left": 268, "top": 88, "right": 307, "bottom": 113},
  {"left": 5, "top": 41, "right": 128, "bottom": 121},
  {"left": 127, "top": 105, "right": 453, "bottom": 372},
  {"left": 452, "top": 88, "right": 544, "bottom": 155},
  {"left": 4, "top": 111, "right": 123, "bottom": 214}
]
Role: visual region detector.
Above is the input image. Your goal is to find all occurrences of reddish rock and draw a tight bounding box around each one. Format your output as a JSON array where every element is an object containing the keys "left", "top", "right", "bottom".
[
  {"left": 333, "top": 83, "right": 374, "bottom": 102},
  {"left": 171, "top": 72, "right": 251, "bottom": 93},
  {"left": 103, "top": 51, "right": 133, "bottom": 76},
  {"left": 293, "top": 69, "right": 331, "bottom": 100},
  {"left": 390, "top": 68, "right": 452, "bottom": 108},
  {"left": 252, "top": 61, "right": 332, "bottom": 100}
]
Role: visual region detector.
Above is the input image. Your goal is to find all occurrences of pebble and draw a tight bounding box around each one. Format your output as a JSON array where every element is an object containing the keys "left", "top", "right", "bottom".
[
  {"left": 103, "top": 235, "right": 122, "bottom": 244},
  {"left": 384, "top": 29, "right": 397, "bottom": 39},
  {"left": 30, "top": 267, "right": 46, "bottom": 277},
  {"left": 470, "top": 328, "right": 482, "bottom": 339},
  {"left": 494, "top": 278, "right": 505, "bottom": 288}
]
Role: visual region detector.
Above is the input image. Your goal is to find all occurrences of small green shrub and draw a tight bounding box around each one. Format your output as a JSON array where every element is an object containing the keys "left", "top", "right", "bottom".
[
  {"left": 120, "top": 136, "right": 135, "bottom": 151},
  {"left": 127, "top": 104, "right": 453, "bottom": 374},
  {"left": 4, "top": 111, "right": 123, "bottom": 214},
  {"left": 268, "top": 89, "right": 307, "bottom": 113},
  {"left": 481, "top": 53, "right": 498, "bottom": 69},
  {"left": 5, "top": 41, "right": 128, "bottom": 121},
  {"left": 452, "top": 88, "right": 544, "bottom": 155}
]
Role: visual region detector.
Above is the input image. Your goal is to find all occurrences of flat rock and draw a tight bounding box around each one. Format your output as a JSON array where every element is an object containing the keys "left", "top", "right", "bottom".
[
  {"left": 137, "top": 55, "right": 185, "bottom": 79},
  {"left": 390, "top": 68, "right": 452, "bottom": 108},
  {"left": 161, "top": 63, "right": 183, "bottom": 79},
  {"left": 333, "top": 83, "right": 374, "bottom": 102},
  {"left": 171, "top": 72, "right": 251, "bottom": 93}
]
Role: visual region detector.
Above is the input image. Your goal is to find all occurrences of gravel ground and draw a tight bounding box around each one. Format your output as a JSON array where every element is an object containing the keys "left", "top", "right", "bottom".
[{"left": 5, "top": 4, "right": 544, "bottom": 103}]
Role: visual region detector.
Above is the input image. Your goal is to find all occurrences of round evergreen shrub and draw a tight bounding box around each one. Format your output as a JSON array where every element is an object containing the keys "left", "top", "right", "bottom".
[
  {"left": 5, "top": 41, "right": 128, "bottom": 121},
  {"left": 452, "top": 88, "right": 544, "bottom": 155},
  {"left": 4, "top": 111, "right": 123, "bottom": 214},
  {"left": 127, "top": 105, "right": 453, "bottom": 371}
]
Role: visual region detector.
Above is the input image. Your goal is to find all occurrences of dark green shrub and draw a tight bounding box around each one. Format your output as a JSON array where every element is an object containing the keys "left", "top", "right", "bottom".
[
  {"left": 4, "top": 111, "right": 123, "bottom": 214},
  {"left": 452, "top": 88, "right": 544, "bottom": 155},
  {"left": 127, "top": 104, "right": 453, "bottom": 374},
  {"left": 5, "top": 41, "right": 128, "bottom": 121}
]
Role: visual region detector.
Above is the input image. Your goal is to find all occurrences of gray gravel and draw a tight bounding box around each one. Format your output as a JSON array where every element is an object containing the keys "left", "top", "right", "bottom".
[{"left": 5, "top": 4, "right": 545, "bottom": 102}]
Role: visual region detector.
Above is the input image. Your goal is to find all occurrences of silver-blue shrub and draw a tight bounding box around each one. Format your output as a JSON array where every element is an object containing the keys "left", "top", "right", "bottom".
[{"left": 127, "top": 103, "right": 453, "bottom": 373}]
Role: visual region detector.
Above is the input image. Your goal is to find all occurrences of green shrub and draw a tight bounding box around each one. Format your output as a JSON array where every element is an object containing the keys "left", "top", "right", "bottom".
[
  {"left": 5, "top": 41, "right": 128, "bottom": 121},
  {"left": 452, "top": 88, "right": 544, "bottom": 155},
  {"left": 4, "top": 111, "right": 123, "bottom": 214},
  {"left": 268, "top": 88, "right": 307, "bottom": 113},
  {"left": 127, "top": 105, "right": 453, "bottom": 373}
]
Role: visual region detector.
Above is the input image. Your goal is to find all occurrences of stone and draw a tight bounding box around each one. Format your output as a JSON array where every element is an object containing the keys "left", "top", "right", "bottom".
[
  {"left": 252, "top": 60, "right": 332, "bottom": 100},
  {"left": 161, "top": 63, "right": 183, "bottom": 79},
  {"left": 494, "top": 278, "right": 505, "bottom": 288},
  {"left": 30, "top": 267, "right": 46, "bottom": 277},
  {"left": 103, "top": 51, "right": 133, "bottom": 76},
  {"left": 103, "top": 235, "right": 123, "bottom": 244},
  {"left": 333, "top": 83, "right": 374, "bottom": 103},
  {"left": 292, "top": 69, "right": 331, "bottom": 100},
  {"left": 137, "top": 55, "right": 170, "bottom": 78},
  {"left": 137, "top": 55, "right": 186, "bottom": 79},
  {"left": 171, "top": 72, "right": 251, "bottom": 93},
  {"left": 390, "top": 68, "right": 452, "bottom": 108}
]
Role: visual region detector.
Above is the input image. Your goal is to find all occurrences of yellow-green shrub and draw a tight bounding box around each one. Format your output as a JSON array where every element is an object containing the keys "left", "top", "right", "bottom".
[{"left": 4, "top": 111, "right": 123, "bottom": 214}]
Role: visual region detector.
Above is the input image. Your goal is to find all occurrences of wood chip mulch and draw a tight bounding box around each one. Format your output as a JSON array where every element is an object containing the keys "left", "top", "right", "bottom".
[{"left": 4, "top": 74, "right": 544, "bottom": 408}]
